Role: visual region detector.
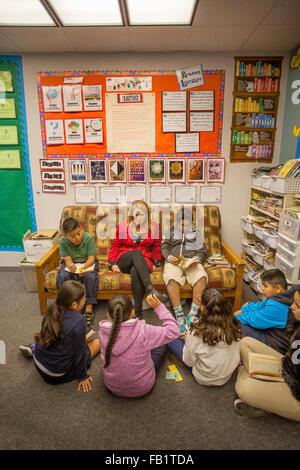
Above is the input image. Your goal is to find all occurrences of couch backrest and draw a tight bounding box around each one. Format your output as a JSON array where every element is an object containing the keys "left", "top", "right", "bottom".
[{"left": 60, "top": 204, "right": 221, "bottom": 267}]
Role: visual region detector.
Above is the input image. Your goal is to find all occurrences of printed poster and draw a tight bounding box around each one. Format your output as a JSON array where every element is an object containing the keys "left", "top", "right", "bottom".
[
  {"left": 84, "top": 118, "right": 103, "bottom": 143},
  {"left": 63, "top": 85, "right": 82, "bottom": 112},
  {"left": 83, "top": 85, "right": 102, "bottom": 111},
  {"left": 42, "top": 86, "right": 63, "bottom": 112},
  {"left": 65, "top": 119, "right": 84, "bottom": 144},
  {"left": 45, "top": 119, "right": 65, "bottom": 145}
]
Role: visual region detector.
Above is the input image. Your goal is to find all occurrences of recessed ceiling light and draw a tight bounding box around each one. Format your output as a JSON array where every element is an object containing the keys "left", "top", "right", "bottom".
[
  {"left": 48, "top": 0, "right": 124, "bottom": 26},
  {"left": 0, "top": 0, "right": 55, "bottom": 26},
  {"left": 126, "top": 0, "right": 197, "bottom": 25}
]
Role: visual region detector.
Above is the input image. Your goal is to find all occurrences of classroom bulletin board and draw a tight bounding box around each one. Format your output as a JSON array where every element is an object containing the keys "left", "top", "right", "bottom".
[{"left": 36, "top": 69, "right": 225, "bottom": 160}]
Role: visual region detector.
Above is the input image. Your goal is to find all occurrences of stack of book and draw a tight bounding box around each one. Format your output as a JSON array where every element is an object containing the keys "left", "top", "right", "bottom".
[
  {"left": 206, "top": 254, "right": 230, "bottom": 268},
  {"left": 276, "top": 159, "right": 300, "bottom": 179}
]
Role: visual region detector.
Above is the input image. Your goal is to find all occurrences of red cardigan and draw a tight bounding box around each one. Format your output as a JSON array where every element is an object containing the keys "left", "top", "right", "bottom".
[{"left": 108, "top": 221, "right": 162, "bottom": 270}]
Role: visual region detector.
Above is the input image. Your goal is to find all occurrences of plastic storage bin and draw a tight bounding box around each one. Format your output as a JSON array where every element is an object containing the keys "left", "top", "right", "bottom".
[
  {"left": 252, "top": 248, "right": 267, "bottom": 266},
  {"left": 252, "top": 175, "right": 262, "bottom": 186},
  {"left": 270, "top": 177, "right": 300, "bottom": 194},
  {"left": 277, "top": 232, "right": 300, "bottom": 257},
  {"left": 279, "top": 214, "right": 300, "bottom": 241},
  {"left": 242, "top": 240, "right": 255, "bottom": 256},
  {"left": 276, "top": 243, "right": 300, "bottom": 267},
  {"left": 263, "top": 230, "right": 278, "bottom": 249},
  {"left": 253, "top": 224, "right": 265, "bottom": 240},
  {"left": 241, "top": 216, "right": 254, "bottom": 234},
  {"left": 275, "top": 253, "right": 300, "bottom": 283},
  {"left": 263, "top": 257, "right": 276, "bottom": 270},
  {"left": 260, "top": 176, "right": 272, "bottom": 189},
  {"left": 18, "top": 258, "right": 37, "bottom": 292}
]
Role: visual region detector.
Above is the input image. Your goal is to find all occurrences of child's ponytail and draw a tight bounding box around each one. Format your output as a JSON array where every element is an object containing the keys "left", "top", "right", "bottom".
[
  {"left": 104, "top": 294, "right": 133, "bottom": 368},
  {"left": 191, "top": 288, "right": 243, "bottom": 346}
]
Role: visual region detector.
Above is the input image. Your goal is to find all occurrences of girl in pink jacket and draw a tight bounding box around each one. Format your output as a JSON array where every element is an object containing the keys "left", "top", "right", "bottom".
[{"left": 98, "top": 293, "right": 180, "bottom": 398}]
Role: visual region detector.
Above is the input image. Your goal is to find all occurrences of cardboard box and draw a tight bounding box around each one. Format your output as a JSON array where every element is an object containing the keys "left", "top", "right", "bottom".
[{"left": 23, "top": 229, "right": 59, "bottom": 262}]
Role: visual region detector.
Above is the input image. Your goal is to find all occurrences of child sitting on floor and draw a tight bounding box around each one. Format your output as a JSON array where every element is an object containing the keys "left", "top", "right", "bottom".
[
  {"left": 57, "top": 217, "right": 99, "bottom": 330},
  {"left": 233, "top": 269, "right": 297, "bottom": 353},
  {"left": 98, "top": 293, "right": 179, "bottom": 398},
  {"left": 19, "top": 280, "right": 100, "bottom": 392},
  {"left": 167, "top": 288, "right": 243, "bottom": 386}
]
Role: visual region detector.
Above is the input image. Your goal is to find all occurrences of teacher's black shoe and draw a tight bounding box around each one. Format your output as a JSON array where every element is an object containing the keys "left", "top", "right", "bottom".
[{"left": 145, "top": 285, "right": 169, "bottom": 304}]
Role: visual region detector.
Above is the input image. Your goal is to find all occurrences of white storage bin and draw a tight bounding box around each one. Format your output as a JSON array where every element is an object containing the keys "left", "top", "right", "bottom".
[
  {"left": 276, "top": 243, "right": 300, "bottom": 267},
  {"left": 279, "top": 214, "right": 300, "bottom": 241},
  {"left": 270, "top": 177, "right": 300, "bottom": 194},
  {"left": 249, "top": 271, "right": 264, "bottom": 293},
  {"left": 18, "top": 258, "right": 37, "bottom": 292},
  {"left": 252, "top": 175, "right": 262, "bottom": 186},
  {"left": 241, "top": 216, "right": 254, "bottom": 234},
  {"left": 253, "top": 224, "right": 265, "bottom": 240},
  {"left": 276, "top": 253, "right": 300, "bottom": 283},
  {"left": 277, "top": 232, "right": 300, "bottom": 257},
  {"left": 261, "top": 176, "right": 272, "bottom": 189},
  {"left": 243, "top": 269, "right": 251, "bottom": 283},
  {"left": 242, "top": 239, "right": 255, "bottom": 256},
  {"left": 252, "top": 248, "right": 267, "bottom": 266},
  {"left": 263, "top": 230, "right": 278, "bottom": 249},
  {"left": 263, "top": 258, "right": 276, "bottom": 270}
]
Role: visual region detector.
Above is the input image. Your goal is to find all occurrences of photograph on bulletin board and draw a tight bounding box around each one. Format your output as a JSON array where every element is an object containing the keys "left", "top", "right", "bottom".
[{"left": 36, "top": 69, "right": 225, "bottom": 160}]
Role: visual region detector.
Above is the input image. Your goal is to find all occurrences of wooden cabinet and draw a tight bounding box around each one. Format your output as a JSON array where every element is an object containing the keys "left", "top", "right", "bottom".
[{"left": 230, "top": 56, "right": 283, "bottom": 163}]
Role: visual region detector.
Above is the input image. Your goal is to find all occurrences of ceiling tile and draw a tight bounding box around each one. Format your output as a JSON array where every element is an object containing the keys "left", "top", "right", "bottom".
[
  {"left": 188, "top": 25, "right": 256, "bottom": 51},
  {"left": 262, "top": 0, "right": 300, "bottom": 24},
  {"left": 128, "top": 26, "right": 191, "bottom": 51},
  {"left": 0, "top": 27, "right": 75, "bottom": 53},
  {"left": 0, "top": 30, "right": 22, "bottom": 52},
  {"left": 64, "top": 27, "right": 130, "bottom": 51},
  {"left": 242, "top": 24, "right": 300, "bottom": 52},
  {"left": 193, "top": 0, "right": 277, "bottom": 26}
]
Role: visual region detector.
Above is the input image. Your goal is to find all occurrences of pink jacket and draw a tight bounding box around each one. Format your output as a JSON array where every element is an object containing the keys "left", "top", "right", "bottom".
[{"left": 98, "top": 303, "right": 180, "bottom": 398}]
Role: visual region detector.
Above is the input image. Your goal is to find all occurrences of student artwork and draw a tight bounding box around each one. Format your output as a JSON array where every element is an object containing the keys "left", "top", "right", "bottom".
[
  {"left": 42, "top": 86, "right": 63, "bottom": 112},
  {"left": 89, "top": 159, "right": 107, "bottom": 183},
  {"left": 128, "top": 158, "right": 146, "bottom": 183},
  {"left": 41, "top": 170, "right": 65, "bottom": 182},
  {"left": 0, "top": 98, "right": 16, "bottom": 119},
  {"left": 84, "top": 118, "right": 103, "bottom": 144},
  {"left": 39, "top": 158, "right": 64, "bottom": 170},
  {"left": 108, "top": 158, "right": 126, "bottom": 183},
  {"left": 207, "top": 158, "right": 225, "bottom": 183},
  {"left": 106, "top": 76, "right": 152, "bottom": 91},
  {"left": 45, "top": 119, "right": 65, "bottom": 145},
  {"left": 65, "top": 119, "right": 84, "bottom": 144},
  {"left": 187, "top": 158, "right": 205, "bottom": 183},
  {"left": 69, "top": 159, "right": 88, "bottom": 183},
  {"left": 0, "top": 125, "right": 19, "bottom": 146},
  {"left": 167, "top": 158, "right": 186, "bottom": 183},
  {"left": 63, "top": 85, "right": 82, "bottom": 112},
  {"left": 83, "top": 85, "right": 102, "bottom": 111},
  {"left": 148, "top": 158, "right": 166, "bottom": 183},
  {"left": 0, "top": 71, "right": 13, "bottom": 92}
]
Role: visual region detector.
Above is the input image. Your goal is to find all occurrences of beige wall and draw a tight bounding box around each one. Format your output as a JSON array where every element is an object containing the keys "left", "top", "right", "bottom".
[{"left": 1, "top": 51, "right": 289, "bottom": 267}]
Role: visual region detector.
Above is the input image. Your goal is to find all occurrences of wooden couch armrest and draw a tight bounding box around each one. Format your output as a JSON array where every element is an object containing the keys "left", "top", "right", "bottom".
[
  {"left": 221, "top": 240, "right": 244, "bottom": 267},
  {"left": 35, "top": 244, "right": 60, "bottom": 315},
  {"left": 35, "top": 243, "right": 60, "bottom": 270}
]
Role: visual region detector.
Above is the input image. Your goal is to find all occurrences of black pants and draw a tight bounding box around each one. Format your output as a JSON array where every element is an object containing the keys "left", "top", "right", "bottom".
[{"left": 117, "top": 251, "right": 152, "bottom": 315}]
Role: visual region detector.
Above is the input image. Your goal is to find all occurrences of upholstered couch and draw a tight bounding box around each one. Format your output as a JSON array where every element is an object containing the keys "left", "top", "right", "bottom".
[{"left": 35, "top": 204, "right": 244, "bottom": 315}]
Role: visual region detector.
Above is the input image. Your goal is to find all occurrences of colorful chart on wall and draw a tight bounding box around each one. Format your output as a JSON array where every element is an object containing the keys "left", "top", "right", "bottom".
[
  {"left": 37, "top": 69, "right": 225, "bottom": 159},
  {"left": 0, "top": 55, "right": 36, "bottom": 251}
]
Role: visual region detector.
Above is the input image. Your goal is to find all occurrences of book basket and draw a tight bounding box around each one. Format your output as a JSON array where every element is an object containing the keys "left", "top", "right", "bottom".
[{"left": 270, "top": 178, "right": 300, "bottom": 194}]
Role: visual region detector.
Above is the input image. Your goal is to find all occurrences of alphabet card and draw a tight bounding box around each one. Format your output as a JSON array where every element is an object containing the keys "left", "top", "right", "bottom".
[{"left": 45, "top": 119, "right": 65, "bottom": 145}]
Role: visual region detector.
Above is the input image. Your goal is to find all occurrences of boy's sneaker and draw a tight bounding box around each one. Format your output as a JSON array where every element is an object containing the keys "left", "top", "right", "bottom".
[
  {"left": 233, "top": 399, "right": 272, "bottom": 418},
  {"left": 176, "top": 315, "right": 186, "bottom": 335},
  {"left": 84, "top": 311, "right": 94, "bottom": 330},
  {"left": 19, "top": 344, "right": 34, "bottom": 358}
]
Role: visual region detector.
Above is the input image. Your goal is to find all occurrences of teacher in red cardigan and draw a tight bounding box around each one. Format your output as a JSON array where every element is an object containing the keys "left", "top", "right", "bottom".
[{"left": 108, "top": 200, "right": 168, "bottom": 319}]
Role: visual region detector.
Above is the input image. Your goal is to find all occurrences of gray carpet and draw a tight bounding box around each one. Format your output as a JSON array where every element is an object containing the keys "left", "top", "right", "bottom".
[{"left": 0, "top": 271, "right": 299, "bottom": 450}]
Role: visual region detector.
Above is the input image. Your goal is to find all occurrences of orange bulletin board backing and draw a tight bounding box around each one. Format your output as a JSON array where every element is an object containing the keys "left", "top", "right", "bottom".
[{"left": 37, "top": 69, "right": 225, "bottom": 158}]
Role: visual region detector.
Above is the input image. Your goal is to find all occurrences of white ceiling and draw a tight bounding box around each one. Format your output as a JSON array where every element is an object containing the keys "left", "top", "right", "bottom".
[{"left": 0, "top": 0, "right": 299, "bottom": 54}]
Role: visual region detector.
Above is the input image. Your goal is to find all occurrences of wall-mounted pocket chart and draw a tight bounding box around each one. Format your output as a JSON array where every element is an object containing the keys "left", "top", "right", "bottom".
[{"left": 0, "top": 56, "right": 36, "bottom": 251}]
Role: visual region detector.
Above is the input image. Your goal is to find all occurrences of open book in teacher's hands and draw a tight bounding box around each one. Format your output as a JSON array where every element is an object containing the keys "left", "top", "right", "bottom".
[
  {"left": 65, "top": 263, "right": 95, "bottom": 274},
  {"left": 248, "top": 352, "right": 284, "bottom": 382},
  {"left": 178, "top": 256, "right": 199, "bottom": 270}
]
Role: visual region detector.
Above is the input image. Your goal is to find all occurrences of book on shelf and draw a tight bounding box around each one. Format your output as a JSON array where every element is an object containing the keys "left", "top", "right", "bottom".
[
  {"left": 248, "top": 352, "right": 284, "bottom": 382},
  {"left": 277, "top": 159, "right": 298, "bottom": 178}
]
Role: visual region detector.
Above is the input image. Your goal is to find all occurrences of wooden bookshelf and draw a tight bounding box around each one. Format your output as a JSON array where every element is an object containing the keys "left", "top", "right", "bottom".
[{"left": 230, "top": 56, "right": 283, "bottom": 163}]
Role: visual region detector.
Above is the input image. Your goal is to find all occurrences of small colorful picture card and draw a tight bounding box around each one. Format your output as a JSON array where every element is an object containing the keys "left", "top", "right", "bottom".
[
  {"left": 42, "top": 182, "right": 66, "bottom": 193},
  {"left": 40, "top": 158, "right": 64, "bottom": 170},
  {"left": 42, "top": 85, "right": 63, "bottom": 112},
  {"left": 45, "top": 119, "right": 65, "bottom": 145},
  {"left": 65, "top": 119, "right": 83, "bottom": 144},
  {"left": 108, "top": 158, "right": 126, "bottom": 183},
  {"left": 207, "top": 158, "right": 225, "bottom": 183},
  {"left": 0, "top": 125, "right": 19, "bottom": 146},
  {"left": 187, "top": 157, "right": 205, "bottom": 183},
  {"left": 128, "top": 158, "right": 146, "bottom": 183},
  {"left": 167, "top": 158, "right": 186, "bottom": 183},
  {"left": 89, "top": 159, "right": 107, "bottom": 183},
  {"left": 148, "top": 158, "right": 166, "bottom": 183},
  {"left": 166, "top": 371, "right": 180, "bottom": 380},
  {"left": 84, "top": 118, "right": 103, "bottom": 144},
  {"left": 41, "top": 170, "right": 65, "bottom": 182},
  {"left": 69, "top": 159, "right": 88, "bottom": 184},
  {"left": 168, "top": 364, "right": 183, "bottom": 381},
  {"left": 83, "top": 84, "right": 102, "bottom": 111},
  {"left": 63, "top": 85, "right": 82, "bottom": 112}
]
